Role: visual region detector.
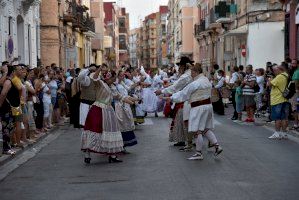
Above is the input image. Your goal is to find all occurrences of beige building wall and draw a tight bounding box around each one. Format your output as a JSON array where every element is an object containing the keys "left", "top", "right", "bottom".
[
  {"left": 91, "top": 0, "right": 105, "bottom": 65},
  {"left": 181, "top": 7, "right": 193, "bottom": 54},
  {"left": 40, "top": 0, "right": 60, "bottom": 67}
]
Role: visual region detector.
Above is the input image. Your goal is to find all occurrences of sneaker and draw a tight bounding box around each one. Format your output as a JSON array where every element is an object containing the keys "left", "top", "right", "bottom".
[
  {"left": 268, "top": 132, "right": 281, "bottom": 139},
  {"left": 279, "top": 132, "right": 288, "bottom": 140},
  {"left": 179, "top": 146, "right": 192, "bottom": 152},
  {"left": 187, "top": 152, "right": 204, "bottom": 160},
  {"left": 4, "top": 149, "right": 16, "bottom": 155},
  {"left": 214, "top": 146, "right": 223, "bottom": 157}
]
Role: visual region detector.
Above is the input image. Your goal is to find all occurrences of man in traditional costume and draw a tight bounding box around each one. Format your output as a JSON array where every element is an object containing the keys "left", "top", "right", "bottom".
[
  {"left": 77, "top": 65, "right": 97, "bottom": 127},
  {"left": 164, "top": 63, "right": 223, "bottom": 160},
  {"left": 155, "top": 57, "right": 193, "bottom": 148}
]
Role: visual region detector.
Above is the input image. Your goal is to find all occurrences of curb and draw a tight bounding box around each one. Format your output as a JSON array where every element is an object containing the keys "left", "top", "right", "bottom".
[{"left": 0, "top": 125, "right": 63, "bottom": 167}]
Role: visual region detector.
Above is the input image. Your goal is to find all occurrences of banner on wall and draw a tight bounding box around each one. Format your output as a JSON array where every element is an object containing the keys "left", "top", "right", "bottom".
[{"left": 5, "top": 35, "right": 14, "bottom": 62}]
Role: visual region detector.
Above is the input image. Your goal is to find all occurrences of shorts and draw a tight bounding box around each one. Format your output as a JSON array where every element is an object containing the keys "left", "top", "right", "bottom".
[
  {"left": 243, "top": 95, "right": 256, "bottom": 107},
  {"left": 271, "top": 102, "right": 289, "bottom": 121}
]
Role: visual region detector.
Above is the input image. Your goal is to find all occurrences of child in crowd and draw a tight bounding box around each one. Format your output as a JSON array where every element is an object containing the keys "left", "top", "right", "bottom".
[{"left": 235, "top": 80, "right": 244, "bottom": 122}]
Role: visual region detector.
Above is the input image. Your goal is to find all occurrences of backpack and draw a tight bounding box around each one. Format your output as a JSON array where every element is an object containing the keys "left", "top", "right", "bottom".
[{"left": 279, "top": 74, "right": 296, "bottom": 99}]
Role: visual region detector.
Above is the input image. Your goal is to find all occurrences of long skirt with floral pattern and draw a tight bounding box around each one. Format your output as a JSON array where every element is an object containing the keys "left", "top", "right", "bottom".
[{"left": 1, "top": 112, "right": 14, "bottom": 152}]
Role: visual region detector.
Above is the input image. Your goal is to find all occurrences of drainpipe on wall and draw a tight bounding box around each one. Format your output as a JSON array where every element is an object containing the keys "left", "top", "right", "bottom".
[{"left": 58, "top": 0, "right": 62, "bottom": 68}]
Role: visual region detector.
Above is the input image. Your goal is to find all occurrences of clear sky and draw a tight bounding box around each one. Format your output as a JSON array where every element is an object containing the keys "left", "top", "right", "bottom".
[{"left": 104, "top": 0, "right": 168, "bottom": 29}]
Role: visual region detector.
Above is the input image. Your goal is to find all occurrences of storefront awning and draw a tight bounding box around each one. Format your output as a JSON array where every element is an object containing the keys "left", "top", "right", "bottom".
[{"left": 223, "top": 25, "right": 248, "bottom": 36}]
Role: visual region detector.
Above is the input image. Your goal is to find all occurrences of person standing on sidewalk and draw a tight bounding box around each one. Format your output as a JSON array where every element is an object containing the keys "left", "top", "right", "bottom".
[
  {"left": 212, "top": 69, "right": 225, "bottom": 115},
  {"left": 268, "top": 65, "right": 289, "bottom": 139},
  {"left": 289, "top": 59, "right": 298, "bottom": 129},
  {"left": 0, "top": 65, "right": 19, "bottom": 155},
  {"left": 229, "top": 66, "right": 242, "bottom": 120},
  {"left": 292, "top": 61, "right": 299, "bottom": 130},
  {"left": 255, "top": 68, "right": 265, "bottom": 117},
  {"left": 242, "top": 65, "right": 257, "bottom": 123},
  {"left": 265, "top": 62, "right": 274, "bottom": 122}
]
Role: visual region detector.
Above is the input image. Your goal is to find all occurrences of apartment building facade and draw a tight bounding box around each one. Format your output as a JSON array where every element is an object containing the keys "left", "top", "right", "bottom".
[
  {"left": 90, "top": 0, "right": 105, "bottom": 65},
  {"left": 282, "top": 0, "right": 299, "bottom": 60},
  {"left": 142, "top": 13, "right": 159, "bottom": 69},
  {"left": 195, "top": 0, "right": 284, "bottom": 72},
  {"left": 0, "top": 0, "right": 41, "bottom": 67},
  {"left": 40, "top": 0, "right": 96, "bottom": 68},
  {"left": 129, "top": 28, "right": 140, "bottom": 67},
  {"left": 118, "top": 8, "right": 130, "bottom": 66},
  {"left": 167, "top": 0, "right": 200, "bottom": 64},
  {"left": 157, "top": 6, "right": 169, "bottom": 68},
  {"left": 104, "top": 2, "right": 130, "bottom": 67}
]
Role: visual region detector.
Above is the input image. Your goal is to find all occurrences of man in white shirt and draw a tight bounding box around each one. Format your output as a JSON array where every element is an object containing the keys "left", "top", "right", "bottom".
[{"left": 229, "top": 66, "right": 242, "bottom": 120}]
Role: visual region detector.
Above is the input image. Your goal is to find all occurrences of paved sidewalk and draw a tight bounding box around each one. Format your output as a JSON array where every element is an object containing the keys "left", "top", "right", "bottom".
[
  {"left": 224, "top": 104, "right": 299, "bottom": 138},
  {"left": 0, "top": 124, "right": 65, "bottom": 166}
]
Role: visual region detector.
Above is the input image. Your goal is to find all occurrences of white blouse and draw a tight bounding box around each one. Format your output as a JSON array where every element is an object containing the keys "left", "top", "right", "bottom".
[
  {"left": 162, "top": 69, "right": 192, "bottom": 95},
  {"left": 171, "top": 74, "right": 212, "bottom": 103}
]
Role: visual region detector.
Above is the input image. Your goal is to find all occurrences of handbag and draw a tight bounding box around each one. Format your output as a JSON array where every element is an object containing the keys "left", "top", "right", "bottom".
[{"left": 6, "top": 99, "right": 22, "bottom": 117}]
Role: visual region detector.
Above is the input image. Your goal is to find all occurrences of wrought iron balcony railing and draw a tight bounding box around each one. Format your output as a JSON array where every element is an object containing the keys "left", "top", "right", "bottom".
[{"left": 194, "top": 19, "right": 206, "bottom": 37}]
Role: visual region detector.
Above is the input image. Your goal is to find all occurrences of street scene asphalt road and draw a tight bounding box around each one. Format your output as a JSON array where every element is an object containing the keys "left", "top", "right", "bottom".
[{"left": 1, "top": 114, "right": 299, "bottom": 200}]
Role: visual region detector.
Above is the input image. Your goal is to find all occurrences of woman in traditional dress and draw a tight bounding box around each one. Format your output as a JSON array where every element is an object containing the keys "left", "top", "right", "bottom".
[
  {"left": 163, "top": 63, "right": 223, "bottom": 160},
  {"left": 142, "top": 69, "right": 163, "bottom": 117},
  {"left": 114, "top": 71, "right": 138, "bottom": 151},
  {"left": 81, "top": 68, "right": 134, "bottom": 164},
  {"left": 132, "top": 69, "right": 145, "bottom": 124}
]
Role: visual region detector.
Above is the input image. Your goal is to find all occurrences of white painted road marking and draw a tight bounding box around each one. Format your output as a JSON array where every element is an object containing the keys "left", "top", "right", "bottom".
[
  {"left": 139, "top": 118, "right": 154, "bottom": 126},
  {"left": 140, "top": 117, "right": 221, "bottom": 127},
  {"left": 214, "top": 119, "right": 221, "bottom": 126}
]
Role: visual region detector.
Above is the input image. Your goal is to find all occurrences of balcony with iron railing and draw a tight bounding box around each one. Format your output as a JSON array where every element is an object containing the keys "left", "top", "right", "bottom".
[
  {"left": 119, "top": 27, "right": 127, "bottom": 34},
  {"left": 63, "top": 0, "right": 95, "bottom": 33},
  {"left": 81, "top": 14, "right": 95, "bottom": 33},
  {"left": 21, "top": 0, "right": 40, "bottom": 13},
  {"left": 194, "top": 19, "right": 206, "bottom": 37}
]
